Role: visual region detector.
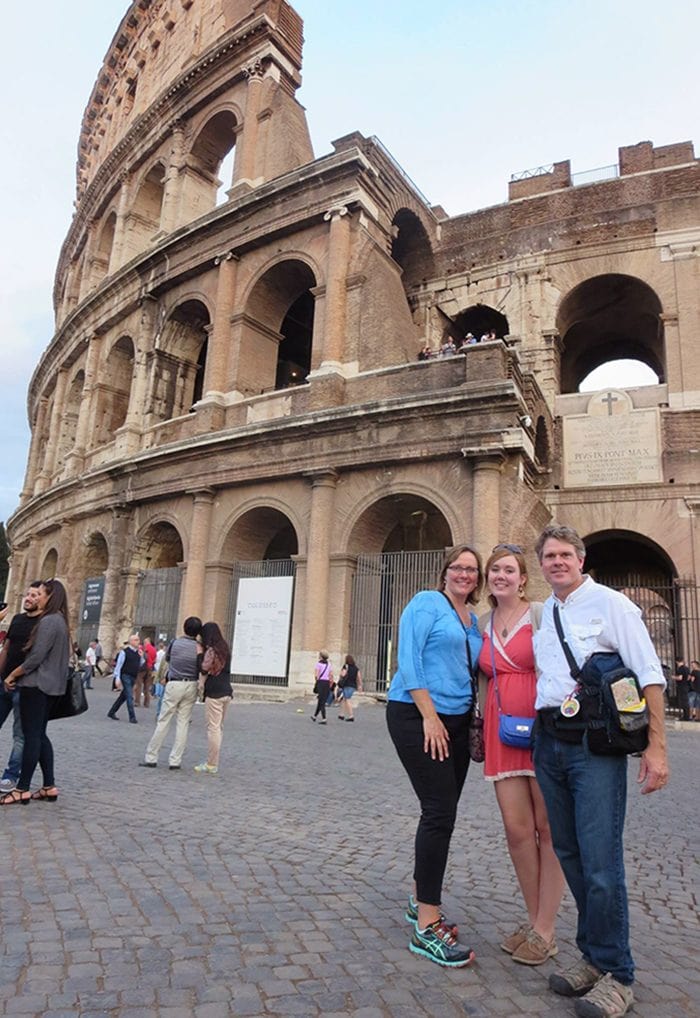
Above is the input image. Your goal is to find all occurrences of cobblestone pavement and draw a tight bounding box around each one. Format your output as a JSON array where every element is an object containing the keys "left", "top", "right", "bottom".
[{"left": 0, "top": 686, "right": 697, "bottom": 1017}]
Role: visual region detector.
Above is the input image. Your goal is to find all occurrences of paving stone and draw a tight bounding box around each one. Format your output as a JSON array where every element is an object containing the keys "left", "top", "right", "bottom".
[{"left": 0, "top": 693, "right": 696, "bottom": 1018}]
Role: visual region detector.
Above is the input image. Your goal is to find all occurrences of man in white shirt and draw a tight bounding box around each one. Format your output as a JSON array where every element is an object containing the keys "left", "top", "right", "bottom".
[
  {"left": 531, "top": 524, "right": 668, "bottom": 1018},
  {"left": 83, "top": 641, "right": 97, "bottom": 689}
]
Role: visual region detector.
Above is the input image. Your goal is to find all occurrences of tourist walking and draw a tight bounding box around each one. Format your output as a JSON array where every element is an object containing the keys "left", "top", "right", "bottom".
[
  {"left": 310, "top": 651, "right": 333, "bottom": 724},
  {"left": 194, "top": 622, "right": 233, "bottom": 775},
  {"left": 1, "top": 579, "right": 71, "bottom": 805},
  {"left": 336, "top": 654, "right": 362, "bottom": 721},
  {"left": 386, "top": 545, "right": 482, "bottom": 968},
  {"left": 107, "top": 634, "right": 143, "bottom": 723},
  {"left": 478, "top": 543, "right": 564, "bottom": 965}
]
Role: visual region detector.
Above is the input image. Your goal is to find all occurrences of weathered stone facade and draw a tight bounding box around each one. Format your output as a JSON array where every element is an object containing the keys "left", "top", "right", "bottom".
[{"left": 7, "top": 0, "right": 700, "bottom": 685}]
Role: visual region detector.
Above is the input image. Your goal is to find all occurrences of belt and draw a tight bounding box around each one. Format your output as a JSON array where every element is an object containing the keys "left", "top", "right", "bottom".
[{"left": 168, "top": 677, "right": 198, "bottom": 682}]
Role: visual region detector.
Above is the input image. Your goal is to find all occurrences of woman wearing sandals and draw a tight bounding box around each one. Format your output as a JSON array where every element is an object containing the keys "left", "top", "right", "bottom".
[
  {"left": 386, "top": 545, "right": 483, "bottom": 968},
  {"left": 1, "top": 578, "right": 70, "bottom": 806},
  {"left": 478, "top": 544, "right": 565, "bottom": 965}
]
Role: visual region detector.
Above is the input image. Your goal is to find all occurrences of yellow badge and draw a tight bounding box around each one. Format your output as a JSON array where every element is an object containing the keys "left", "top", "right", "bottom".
[{"left": 560, "top": 696, "right": 580, "bottom": 718}]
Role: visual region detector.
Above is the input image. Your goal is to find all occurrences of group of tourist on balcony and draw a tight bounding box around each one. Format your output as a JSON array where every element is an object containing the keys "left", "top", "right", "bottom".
[
  {"left": 385, "top": 525, "right": 668, "bottom": 1018},
  {"left": 418, "top": 329, "right": 499, "bottom": 361}
]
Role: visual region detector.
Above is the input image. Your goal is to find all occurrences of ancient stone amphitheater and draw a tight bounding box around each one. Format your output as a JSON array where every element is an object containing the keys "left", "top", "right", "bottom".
[{"left": 7, "top": 0, "right": 699, "bottom": 689}]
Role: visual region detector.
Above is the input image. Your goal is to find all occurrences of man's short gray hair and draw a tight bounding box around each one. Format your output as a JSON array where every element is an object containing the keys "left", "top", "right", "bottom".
[{"left": 535, "top": 523, "right": 586, "bottom": 562}]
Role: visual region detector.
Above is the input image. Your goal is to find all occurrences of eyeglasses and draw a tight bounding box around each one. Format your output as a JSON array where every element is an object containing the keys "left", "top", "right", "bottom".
[
  {"left": 447, "top": 565, "right": 479, "bottom": 576},
  {"left": 492, "top": 543, "right": 523, "bottom": 554}
]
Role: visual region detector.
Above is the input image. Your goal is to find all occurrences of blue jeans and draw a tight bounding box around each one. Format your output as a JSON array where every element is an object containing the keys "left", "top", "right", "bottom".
[
  {"left": 534, "top": 729, "right": 634, "bottom": 985},
  {"left": 0, "top": 688, "right": 24, "bottom": 782},
  {"left": 108, "top": 674, "right": 136, "bottom": 721}
]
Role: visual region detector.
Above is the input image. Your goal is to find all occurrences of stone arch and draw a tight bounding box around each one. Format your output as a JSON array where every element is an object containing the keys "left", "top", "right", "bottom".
[
  {"left": 240, "top": 258, "right": 319, "bottom": 394},
  {"left": 131, "top": 519, "right": 185, "bottom": 570},
  {"left": 79, "top": 531, "right": 110, "bottom": 577},
  {"left": 345, "top": 491, "right": 454, "bottom": 556},
  {"left": 184, "top": 108, "right": 239, "bottom": 216},
  {"left": 41, "top": 547, "right": 59, "bottom": 578},
  {"left": 391, "top": 207, "right": 435, "bottom": 289},
  {"left": 96, "top": 335, "right": 135, "bottom": 444},
  {"left": 583, "top": 528, "right": 676, "bottom": 584},
  {"left": 556, "top": 274, "right": 664, "bottom": 394},
  {"left": 127, "top": 160, "right": 167, "bottom": 253},
  {"left": 57, "top": 368, "right": 85, "bottom": 464},
  {"left": 149, "top": 299, "right": 210, "bottom": 422},
  {"left": 92, "top": 211, "right": 117, "bottom": 283},
  {"left": 220, "top": 505, "right": 300, "bottom": 562},
  {"left": 449, "top": 304, "right": 509, "bottom": 344}
]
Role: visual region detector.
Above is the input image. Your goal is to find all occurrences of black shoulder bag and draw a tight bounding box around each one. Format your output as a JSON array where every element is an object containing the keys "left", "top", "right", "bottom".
[
  {"left": 441, "top": 593, "right": 484, "bottom": 762},
  {"left": 552, "top": 604, "right": 649, "bottom": 756}
]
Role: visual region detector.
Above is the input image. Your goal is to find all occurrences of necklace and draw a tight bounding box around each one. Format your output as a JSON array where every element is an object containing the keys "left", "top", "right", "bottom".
[{"left": 498, "top": 605, "right": 524, "bottom": 638}]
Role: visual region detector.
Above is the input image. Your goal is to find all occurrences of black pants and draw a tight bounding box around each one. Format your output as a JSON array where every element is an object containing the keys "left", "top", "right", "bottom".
[
  {"left": 314, "top": 680, "right": 330, "bottom": 719},
  {"left": 386, "top": 701, "right": 470, "bottom": 906},
  {"left": 677, "top": 683, "right": 690, "bottom": 721},
  {"left": 18, "top": 687, "right": 59, "bottom": 792}
]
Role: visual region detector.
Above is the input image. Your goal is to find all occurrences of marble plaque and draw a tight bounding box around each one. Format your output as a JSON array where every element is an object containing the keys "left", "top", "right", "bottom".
[{"left": 563, "top": 389, "right": 662, "bottom": 488}]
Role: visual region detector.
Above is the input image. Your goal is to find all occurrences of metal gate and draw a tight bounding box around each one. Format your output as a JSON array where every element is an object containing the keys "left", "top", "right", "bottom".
[
  {"left": 226, "top": 559, "right": 296, "bottom": 687},
  {"left": 134, "top": 567, "right": 182, "bottom": 643},
  {"left": 348, "top": 550, "right": 444, "bottom": 693}
]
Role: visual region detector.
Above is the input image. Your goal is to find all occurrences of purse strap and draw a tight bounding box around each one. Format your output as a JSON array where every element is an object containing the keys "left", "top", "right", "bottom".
[
  {"left": 488, "top": 615, "right": 506, "bottom": 717},
  {"left": 552, "top": 603, "right": 582, "bottom": 679},
  {"left": 440, "top": 592, "right": 479, "bottom": 712}
]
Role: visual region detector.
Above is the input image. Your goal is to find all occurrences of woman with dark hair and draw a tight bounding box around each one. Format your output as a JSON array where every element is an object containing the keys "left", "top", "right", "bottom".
[
  {"left": 194, "top": 621, "right": 233, "bottom": 775},
  {"left": 337, "top": 653, "right": 362, "bottom": 721},
  {"left": 386, "top": 545, "right": 483, "bottom": 968},
  {"left": 1, "top": 578, "right": 70, "bottom": 805},
  {"left": 478, "top": 544, "right": 564, "bottom": 965}
]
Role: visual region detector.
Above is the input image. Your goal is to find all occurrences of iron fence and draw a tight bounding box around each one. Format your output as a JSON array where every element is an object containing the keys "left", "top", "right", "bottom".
[{"left": 134, "top": 566, "right": 182, "bottom": 644}]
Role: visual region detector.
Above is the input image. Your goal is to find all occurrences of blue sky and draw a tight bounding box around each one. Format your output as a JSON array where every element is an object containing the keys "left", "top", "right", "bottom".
[{"left": 1, "top": 0, "right": 698, "bottom": 525}]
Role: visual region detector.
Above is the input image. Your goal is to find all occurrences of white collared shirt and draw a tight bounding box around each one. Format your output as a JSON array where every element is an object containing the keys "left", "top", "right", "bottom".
[{"left": 533, "top": 576, "right": 666, "bottom": 710}]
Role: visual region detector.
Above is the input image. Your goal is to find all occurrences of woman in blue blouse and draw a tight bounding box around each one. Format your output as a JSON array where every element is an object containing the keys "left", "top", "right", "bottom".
[{"left": 387, "top": 545, "right": 483, "bottom": 968}]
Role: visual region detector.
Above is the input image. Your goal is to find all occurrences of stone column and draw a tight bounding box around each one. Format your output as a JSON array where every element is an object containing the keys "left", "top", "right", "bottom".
[
  {"left": 20, "top": 396, "right": 49, "bottom": 502},
  {"left": 233, "top": 59, "right": 265, "bottom": 190},
  {"left": 35, "top": 368, "right": 70, "bottom": 491},
  {"left": 179, "top": 490, "right": 216, "bottom": 620},
  {"left": 204, "top": 252, "right": 239, "bottom": 397},
  {"left": 99, "top": 509, "right": 132, "bottom": 655},
  {"left": 469, "top": 453, "right": 505, "bottom": 555},
  {"left": 116, "top": 298, "right": 158, "bottom": 454},
  {"left": 319, "top": 205, "right": 351, "bottom": 370},
  {"left": 302, "top": 471, "right": 337, "bottom": 651},
  {"left": 72, "top": 336, "right": 104, "bottom": 456},
  {"left": 161, "top": 121, "right": 186, "bottom": 235},
  {"left": 110, "top": 172, "right": 131, "bottom": 271}
]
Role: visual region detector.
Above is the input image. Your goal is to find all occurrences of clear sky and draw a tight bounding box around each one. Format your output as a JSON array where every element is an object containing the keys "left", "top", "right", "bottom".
[{"left": 1, "top": 0, "right": 698, "bottom": 525}]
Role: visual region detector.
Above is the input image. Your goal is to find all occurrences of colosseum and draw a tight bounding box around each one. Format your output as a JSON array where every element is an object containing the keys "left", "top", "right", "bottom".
[{"left": 6, "top": 0, "right": 700, "bottom": 690}]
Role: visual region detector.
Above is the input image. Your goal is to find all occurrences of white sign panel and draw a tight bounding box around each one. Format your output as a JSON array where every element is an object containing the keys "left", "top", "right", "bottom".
[{"left": 231, "top": 576, "right": 294, "bottom": 678}]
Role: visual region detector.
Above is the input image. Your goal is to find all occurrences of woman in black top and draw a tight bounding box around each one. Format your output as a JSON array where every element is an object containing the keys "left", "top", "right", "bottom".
[
  {"left": 337, "top": 654, "right": 363, "bottom": 722},
  {"left": 195, "top": 622, "right": 233, "bottom": 775}
]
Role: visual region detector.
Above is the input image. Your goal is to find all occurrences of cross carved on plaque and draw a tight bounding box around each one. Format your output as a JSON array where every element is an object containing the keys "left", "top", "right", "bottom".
[{"left": 601, "top": 391, "right": 618, "bottom": 416}]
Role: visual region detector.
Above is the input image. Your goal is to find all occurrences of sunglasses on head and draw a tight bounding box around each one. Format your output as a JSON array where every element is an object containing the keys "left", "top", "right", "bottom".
[{"left": 492, "top": 543, "right": 524, "bottom": 554}]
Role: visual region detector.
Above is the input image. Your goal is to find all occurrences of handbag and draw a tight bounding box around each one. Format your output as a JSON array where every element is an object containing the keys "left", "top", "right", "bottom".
[
  {"left": 49, "top": 666, "right": 88, "bottom": 720},
  {"left": 552, "top": 604, "right": 649, "bottom": 756},
  {"left": 489, "top": 616, "right": 534, "bottom": 749}
]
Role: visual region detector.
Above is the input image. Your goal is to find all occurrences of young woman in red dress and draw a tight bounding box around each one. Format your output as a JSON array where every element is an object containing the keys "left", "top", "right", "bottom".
[{"left": 478, "top": 544, "right": 565, "bottom": 966}]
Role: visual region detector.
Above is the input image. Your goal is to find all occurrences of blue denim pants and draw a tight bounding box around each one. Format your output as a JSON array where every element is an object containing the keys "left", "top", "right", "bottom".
[
  {"left": 533, "top": 729, "right": 634, "bottom": 985},
  {"left": 0, "top": 688, "right": 24, "bottom": 782},
  {"left": 108, "top": 674, "right": 136, "bottom": 722}
]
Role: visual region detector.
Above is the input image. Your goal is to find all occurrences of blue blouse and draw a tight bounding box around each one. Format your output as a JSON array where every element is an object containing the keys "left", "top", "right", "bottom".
[{"left": 388, "top": 590, "right": 482, "bottom": 715}]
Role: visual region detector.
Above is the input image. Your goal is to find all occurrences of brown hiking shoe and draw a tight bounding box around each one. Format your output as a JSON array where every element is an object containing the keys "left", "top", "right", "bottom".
[
  {"left": 500, "top": 922, "right": 530, "bottom": 954},
  {"left": 574, "top": 973, "right": 634, "bottom": 1018},
  {"left": 549, "top": 959, "right": 602, "bottom": 997},
  {"left": 512, "top": 929, "right": 558, "bottom": 965}
]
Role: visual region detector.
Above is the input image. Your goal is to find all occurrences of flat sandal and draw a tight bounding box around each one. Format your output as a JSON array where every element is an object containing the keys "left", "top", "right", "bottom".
[
  {"left": 30, "top": 786, "right": 59, "bottom": 802},
  {"left": 0, "top": 789, "right": 31, "bottom": 806}
]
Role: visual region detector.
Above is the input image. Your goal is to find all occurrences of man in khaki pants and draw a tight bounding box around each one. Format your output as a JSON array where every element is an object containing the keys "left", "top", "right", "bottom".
[{"left": 140, "top": 617, "right": 202, "bottom": 770}]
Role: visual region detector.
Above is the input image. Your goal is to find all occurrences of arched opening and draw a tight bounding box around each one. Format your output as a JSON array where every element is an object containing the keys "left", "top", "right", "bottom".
[
  {"left": 149, "top": 300, "right": 210, "bottom": 423},
  {"left": 185, "top": 110, "right": 238, "bottom": 217},
  {"left": 348, "top": 494, "right": 453, "bottom": 692},
  {"left": 579, "top": 359, "right": 660, "bottom": 392},
  {"left": 75, "top": 532, "right": 110, "bottom": 652},
  {"left": 391, "top": 208, "right": 435, "bottom": 290},
  {"left": 221, "top": 507, "right": 299, "bottom": 687},
  {"left": 556, "top": 275, "right": 664, "bottom": 394},
  {"left": 82, "top": 532, "right": 109, "bottom": 575},
  {"left": 41, "top": 548, "right": 58, "bottom": 578},
  {"left": 128, "top": 162, "right": 166, "bottom": 251},
  {"left": 92, "top": 212, "right": 117, "bottom": 283},
  {"left": 584, "top": 529, "right": 678, "bottom": 683},
  {"left": 133, "top": 522, "right": 184, "bottom": 643},
  {"left": 448, "top": 304, "right": 509, "bottom": 346},
  {"left": 242, "top": 260, "right": 317, "bottom": 395},
  {"left": 96, "top": 335, "right": 135, "bottom": 444},
  {"left": 57, "top": 370, "right": 85, "bottom": 466},
  {"left": 534, "top": 415, "right": 551, "bottom": 469}
]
